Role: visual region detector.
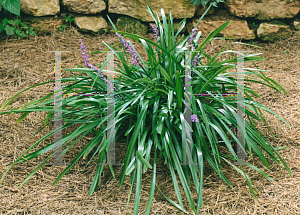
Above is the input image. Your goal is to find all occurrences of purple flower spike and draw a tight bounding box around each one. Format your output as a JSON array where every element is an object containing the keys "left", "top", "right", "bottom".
[
  {"left": 79, "top": 39, "right": 113, "bottom": 90},
  {"left": 192, "top": 53, "right": 200, "bottom": 67},
  {"left": 80, "top": 40, "right": 90, "bottom": 67},
  {"left": 150, "top": 24, "right": 159, "bottom": 38},
  {"left": 188, "top": 28, "right": 198, "bottom": 51},
  {"left": 116, "top": 33, "right": 141, "bottom": 66},
  {"left": 191, "top": 114, "right": 199, "bottom": 123}
]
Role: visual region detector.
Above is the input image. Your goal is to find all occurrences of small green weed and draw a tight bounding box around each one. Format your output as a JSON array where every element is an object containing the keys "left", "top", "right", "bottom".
[
  {"left": 59, "top": 15, "right": 75, "bottom": 31},
  {"left": 0, "top": 0, "right": 35, "bottom": 39},
  {"left": 0, "top": 17, "right": 35, "bottom": 39}
]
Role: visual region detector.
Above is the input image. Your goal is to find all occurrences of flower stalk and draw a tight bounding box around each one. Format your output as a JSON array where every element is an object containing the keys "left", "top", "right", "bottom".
[
  {"left": 187, "top": 28, "right": 201, "bottom": 71},
  {"left": 79, "top": 39, "right": 113, "bottom": 90},
  {"left": 150, "top": 24, "right": 159, "bottom": 38},
  {"left": 116, "top": 33, "right": 141, "bottom": 66}
]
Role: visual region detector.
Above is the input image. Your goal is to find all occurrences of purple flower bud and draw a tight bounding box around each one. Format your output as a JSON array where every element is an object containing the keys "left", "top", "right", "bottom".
[
  {"left": 116, "top": 33, "right": 121, "bottom": 38},
  {"left": 192, "top": 53, "right": 200, "bottom": 67},
  {"left": 191, "top": 114, "right": 199, "bottom": 123},
  {"left": 187, "top": 28, "right": 198, "bottom": 51},
  {"left": 79, "top": 39, "right": 113, "bottom": 89},
  {"left": 150, "top": 24, "right": 159, "bottom": 38},
  {"left": 115, "top": 33, "right": 140, "bottom": 66}
]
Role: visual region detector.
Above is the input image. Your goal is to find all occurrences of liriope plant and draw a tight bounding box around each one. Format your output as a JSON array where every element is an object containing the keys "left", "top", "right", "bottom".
[{"left": 0, "top": 5, "right": 293, "bottom": 215}]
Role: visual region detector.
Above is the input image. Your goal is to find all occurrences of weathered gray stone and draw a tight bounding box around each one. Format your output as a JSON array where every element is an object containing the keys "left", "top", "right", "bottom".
[
  {"left": 188, "top": 19, "right": 255, "bottom": 40},
  {"left": 63, "top": 0, "right": 106, "bottom": 14},
  {"left": 108, "top": 0, "right": 195, "bottom": 22},
  {"left": 116, "top": 17, "right": 148, "bottom": 34},
  {"left": 225, "top": 0, "right": 300, "bottom": 21},
  {"left": 257, "top": 22, "right": 293, "bottom": 42},
  {"left": 293, "top": 20, "right": 300, "bottom": 31},
  {"left": 74, "top": 16, "right": 108, "bottom": 33},
  {"left": 21, "top": 0, "right": 60, "bottom": 16}
]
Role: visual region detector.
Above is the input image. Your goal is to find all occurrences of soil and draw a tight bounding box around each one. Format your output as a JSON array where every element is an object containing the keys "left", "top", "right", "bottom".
[{"left": 0, "top": 25, "right": 300, "bottom": 214}]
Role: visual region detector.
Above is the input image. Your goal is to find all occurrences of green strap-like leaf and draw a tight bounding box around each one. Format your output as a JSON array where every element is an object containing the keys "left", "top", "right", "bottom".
[
  {"left": 195, "top": 145, "right": 204, "bottom": 214},
  {"left": 144, "top": 146, "right": 157, "bottom": 215},
  {"left": 0, "top": 80, "right": 54, "bottom": 111},
  {"left": 119, "top": 100, "right": 149, "bottom": 187},
  {"left": 88, "top": 146, "right": 106, "bottom": 195},
  {"left": 52, "top": 125, "right": 104, "bottom": 186},
  {"left": 221, "top": 157, "right": 259, "bottom": 199}
]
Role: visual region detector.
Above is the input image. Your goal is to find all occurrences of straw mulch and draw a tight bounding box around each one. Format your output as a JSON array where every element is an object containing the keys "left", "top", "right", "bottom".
[{"left": 0, "top": 26, "right": 300, "bottom": 214}]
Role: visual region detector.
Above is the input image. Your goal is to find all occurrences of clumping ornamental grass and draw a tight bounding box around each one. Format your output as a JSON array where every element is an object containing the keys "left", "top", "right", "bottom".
[{"left": 0, "top": 5, "right": 293, "bottom": 215}]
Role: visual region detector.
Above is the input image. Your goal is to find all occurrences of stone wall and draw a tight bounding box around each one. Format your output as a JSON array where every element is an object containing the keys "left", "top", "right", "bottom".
[{"left": 19, "top": 0, "right": 300, "bottom": 42}]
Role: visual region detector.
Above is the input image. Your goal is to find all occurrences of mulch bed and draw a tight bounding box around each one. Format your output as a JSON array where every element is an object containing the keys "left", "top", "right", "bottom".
[{"left": 0, "top": 26, "right": 300, "bottom": 214}]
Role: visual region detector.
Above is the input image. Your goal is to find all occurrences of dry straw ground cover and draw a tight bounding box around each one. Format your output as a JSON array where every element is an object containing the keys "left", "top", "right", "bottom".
[{"left": 0, "top": 24, "right": 300, "bottom": 214}]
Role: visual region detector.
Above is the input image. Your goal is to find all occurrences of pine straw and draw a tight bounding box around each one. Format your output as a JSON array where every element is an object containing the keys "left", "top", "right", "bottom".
[{"left": 0, "top": 27, "right": 300, "bottom": 214}]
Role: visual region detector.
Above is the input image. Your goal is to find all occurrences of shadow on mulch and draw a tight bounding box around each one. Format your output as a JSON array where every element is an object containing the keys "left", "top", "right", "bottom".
[{"left": 0, "top": 27, "right": 300, "bottom": 214}]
